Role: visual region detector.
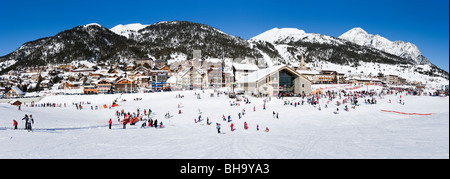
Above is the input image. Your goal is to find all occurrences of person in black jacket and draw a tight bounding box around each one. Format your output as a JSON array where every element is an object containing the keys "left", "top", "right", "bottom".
[{"left": 21, "top": 114, "right": 29, "bottom": 130}]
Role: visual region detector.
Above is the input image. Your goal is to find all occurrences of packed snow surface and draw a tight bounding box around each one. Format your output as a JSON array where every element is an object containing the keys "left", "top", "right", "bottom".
[{"left": 0, "top": 87, "right": 448, "bottom": 159}]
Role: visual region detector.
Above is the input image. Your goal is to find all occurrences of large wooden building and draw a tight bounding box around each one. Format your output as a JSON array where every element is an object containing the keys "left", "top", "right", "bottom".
[{"left": 236, "top": 65, "right": 312, "bottom": 97}]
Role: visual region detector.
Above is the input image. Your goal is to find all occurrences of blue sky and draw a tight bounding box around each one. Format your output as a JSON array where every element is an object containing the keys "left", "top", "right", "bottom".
[{"left": 0, "top": 0, "right": 448, "bottom": 71}]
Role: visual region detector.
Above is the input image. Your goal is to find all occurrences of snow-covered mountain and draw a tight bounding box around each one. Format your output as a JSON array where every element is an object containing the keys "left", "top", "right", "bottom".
[
  {"left": 0, "top": 21, "right": 447, "bottom": 81},
  {"left": 339, "top": 27, "right": 430, "bottom": 65},
  {"left": 110, "top": 23, "right": 149, "bottom": 38},
  {"left": 251, "top": 27, "right": 345, "bottom": 45}
]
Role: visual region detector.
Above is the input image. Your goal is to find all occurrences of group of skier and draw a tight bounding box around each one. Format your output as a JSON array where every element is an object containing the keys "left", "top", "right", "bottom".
[{"left": 12, "top": 114, "right": 35, "bottom": 132}]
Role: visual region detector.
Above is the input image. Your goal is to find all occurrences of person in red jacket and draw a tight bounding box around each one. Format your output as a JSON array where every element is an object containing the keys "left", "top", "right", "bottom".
[
  {"left": 122, "top": 119, "right": 127, "bottom": 129},
  {"left": 109, "top": 118, "right": 112, "bottom": 129},
  {"left": 231, "top": 123, "right": 234, "bottom": 131},
  {"left": 13, "top": 120, "right": 18, "bottom": 130}
]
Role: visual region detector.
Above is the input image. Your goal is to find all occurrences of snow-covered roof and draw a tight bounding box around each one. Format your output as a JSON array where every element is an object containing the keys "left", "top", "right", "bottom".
[
  {"left": 10, "top": 86, "right": 24, "bottom": 95},
  {"left": 232, "top": 63, "right": 259, "bottom": 71},
  {"left": 236, "top": 65, "right": 300, "bottom": 83}
]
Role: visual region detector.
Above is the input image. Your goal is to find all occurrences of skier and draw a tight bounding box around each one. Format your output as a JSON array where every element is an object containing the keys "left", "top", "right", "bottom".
[
  {"left": 27, "top": 115, "right": 34, "bottom": 131},
  {"left": 230, "top": 123, "right": 234, "bottom": 131},
  {"left": 244, "top": 121, "right": 248, "bottom": 130},
  {"left": 264, "top": 127, "right": 269, "bottom": 132},
  {"left": 276, "top": 113, "right": 279, "bottom": 119},
  {"left": 253, "top": 106, "right": 256, "bottom": 112},
  {"left": 206, "top": 117, "right": 210, "bottom": 125},
  {"left": 227, "top": 115, "right": 231, "bottom": 122},
  {"left": 109, "top": 118, "right": 112, "bottom": 129},
  {"left": 13, "top": 120, "right": 18, "bottom": 130},
  {"left": 257, "top": 124, "right": 259, "bottom": 131},
  {"left": 21, "top": 114, "right": 29, "bottom": 130},
  {"left": 154, "top": 119, "right": 158, "bottom": 128},
  {"left": 123, "top": 119, "right": 127, "bottom": 129},
  {"left": 216, "top": 123, "right": 221, "bottom": 133}
]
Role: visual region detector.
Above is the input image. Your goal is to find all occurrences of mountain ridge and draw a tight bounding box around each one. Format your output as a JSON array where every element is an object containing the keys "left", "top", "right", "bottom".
[{"left": 0, "top": 21, "right": 447, "bottom": 81}]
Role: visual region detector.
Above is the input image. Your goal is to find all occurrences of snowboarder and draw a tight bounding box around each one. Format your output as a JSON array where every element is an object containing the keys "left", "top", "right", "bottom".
[{"left": 109, "top": 118, "right": 112, "bottom": 129}]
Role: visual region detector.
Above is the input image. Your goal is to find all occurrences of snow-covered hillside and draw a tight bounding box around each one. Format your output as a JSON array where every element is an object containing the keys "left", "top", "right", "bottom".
[
  {"left": 308, "top": 61, "right": 449, "bottom": 87},
  {"left": 339, "top": 27, "right": 430, "bottom": 65},
  {"left": 0, "top": 88, "right": 448, "bottom": 158},
  {"left": 110, "top": 23, "right": 149, "bottom": 38},
  {"left": 251, "top": 27, "right": 345, "bottom": 45}
]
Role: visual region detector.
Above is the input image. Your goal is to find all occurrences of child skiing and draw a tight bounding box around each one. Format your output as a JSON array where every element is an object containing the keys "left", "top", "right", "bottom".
[{"left": 13, "top": 120, "right": 18, "bottom": 130}]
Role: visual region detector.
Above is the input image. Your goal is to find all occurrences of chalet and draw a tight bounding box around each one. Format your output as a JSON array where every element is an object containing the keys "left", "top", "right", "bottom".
[
  {"left": 4, "top": 86, "right": 24, "bottom": 98},
  {"left": 63, "top": 81, "right": 81, "bottom": 90},
  {"left": 83, "top": 81, "right": 98, "bottom": 94},
  {"left": 114, "top": 78, "right": 137, "bottom": 93},
  {"left": 134, "top": 66, "right": 151, "bottom": 76},
  {"left": 96, "top": 78, "right": 114, "bottom": 94},
  {"left": 9, "top": 100, "right": 22, "bottom": 106}
]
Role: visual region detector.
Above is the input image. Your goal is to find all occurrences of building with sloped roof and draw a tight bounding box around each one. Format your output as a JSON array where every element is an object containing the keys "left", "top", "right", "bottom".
[{"left": 236, "top": 65, "right": 312, "bottom": 97}]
